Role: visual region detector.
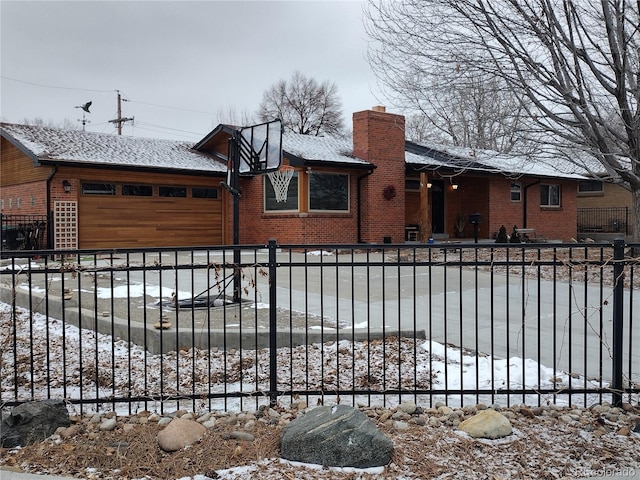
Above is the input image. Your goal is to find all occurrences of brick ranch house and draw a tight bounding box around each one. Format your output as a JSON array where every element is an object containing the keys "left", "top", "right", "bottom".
[{"left": 1, "top": 107, "right": 585, "bottom": 249}]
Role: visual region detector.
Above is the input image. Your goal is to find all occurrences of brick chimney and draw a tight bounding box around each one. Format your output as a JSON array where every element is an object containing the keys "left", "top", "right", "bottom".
[{"left": 353, "top": 107, "right": 406, "bottom": 244}]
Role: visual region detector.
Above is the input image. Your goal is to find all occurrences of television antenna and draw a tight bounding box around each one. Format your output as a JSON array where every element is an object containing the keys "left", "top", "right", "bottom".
[{"left": 75, "top": 101, "right": 92, "bottom": 131}]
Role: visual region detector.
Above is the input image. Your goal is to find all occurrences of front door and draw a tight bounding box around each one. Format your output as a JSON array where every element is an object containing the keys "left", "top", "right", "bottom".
[{"left": 431, "top": 180, "right": 445, "bottom": 234}]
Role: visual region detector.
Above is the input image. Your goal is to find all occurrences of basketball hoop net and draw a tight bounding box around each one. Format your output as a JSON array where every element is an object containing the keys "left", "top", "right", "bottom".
[{"left": 267, "top": 165, "right": 295, "bottom": 202}]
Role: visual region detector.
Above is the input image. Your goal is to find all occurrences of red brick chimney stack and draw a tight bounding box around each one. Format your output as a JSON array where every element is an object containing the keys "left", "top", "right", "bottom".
[{"left": 353, "top": 107, "right": 406, "bottom": 244}]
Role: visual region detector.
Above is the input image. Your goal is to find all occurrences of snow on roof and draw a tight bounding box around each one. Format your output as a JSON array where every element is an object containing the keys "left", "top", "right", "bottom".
[
  {"left": 1, "top": 123, "right": 227, "bottom": 173},
  {"left": 283, "top": 132, "right": 369, "bottom": 165},
  {"left": 405, "top": 141, "right": 590, "bottom": 180}
]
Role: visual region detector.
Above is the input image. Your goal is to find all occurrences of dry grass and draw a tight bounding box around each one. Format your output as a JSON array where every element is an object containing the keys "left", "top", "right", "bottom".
[{"left": 2, "top": 411, "right": 639, "bottom": 479}]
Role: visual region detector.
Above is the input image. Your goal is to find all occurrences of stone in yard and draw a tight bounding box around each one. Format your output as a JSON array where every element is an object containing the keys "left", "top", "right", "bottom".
[
  {"left": 280, "top": 405, "right": 394, "bottom": 468},
  {"left": 157, "top": 418, "right": 207, "bottom": 452},
  {"left": 1, "top": 400, "right": 71, "bottom": 447},
  {"left": 458, "top": 409, "right": 513, "bottom": 439},
  {"left": 99, "top": 418, "right": 118, "bottom": 431}
]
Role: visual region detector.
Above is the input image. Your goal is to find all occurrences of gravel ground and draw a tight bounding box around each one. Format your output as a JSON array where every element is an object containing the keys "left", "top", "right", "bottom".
[{"left": 1, "top": 401, "right": 640, "bottom": 479}]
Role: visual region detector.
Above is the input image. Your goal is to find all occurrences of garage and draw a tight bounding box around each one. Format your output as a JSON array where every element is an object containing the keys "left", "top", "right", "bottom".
[{"left": 78, "top": 180, "right": 223, "bottom": 249}]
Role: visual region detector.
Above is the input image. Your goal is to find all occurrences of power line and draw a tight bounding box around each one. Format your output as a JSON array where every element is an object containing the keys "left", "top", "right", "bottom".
[
  {"left": 3, "top": 75, "right": 219, "bottom": 117},
  {"left": 126, "top": 99, "right": 215, "bottom": 116},
  {"left": 1, "top": 75, "right": 113, "bottom": 93}
]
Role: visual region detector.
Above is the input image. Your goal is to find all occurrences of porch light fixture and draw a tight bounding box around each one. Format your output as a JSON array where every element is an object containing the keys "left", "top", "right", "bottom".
[
  {"left": 452, "top": 183, "right": 459, "bottom": 190},
  {"left": 62, "top": 180, "right": 71, "bottom": 193},
  {"left": 426, "top": 182, "right": 433, "bottom": 189}
]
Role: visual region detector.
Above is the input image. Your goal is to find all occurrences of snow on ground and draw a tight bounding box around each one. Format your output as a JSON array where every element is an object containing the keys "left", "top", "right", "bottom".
[
  {"left": 0, "top": 301, "right": 609, "bottom": 413},
  {"left": 2, "top": 301, "right": 640, "bottom": 479}
]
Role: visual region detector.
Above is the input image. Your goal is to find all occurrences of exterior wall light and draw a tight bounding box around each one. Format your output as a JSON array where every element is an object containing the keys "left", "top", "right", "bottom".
[
  {"left": 62, "top": 180, "right": 72, "bottom": 193},
  {"left": 452, "top": 184, "right": 459, "bottom": 190}
]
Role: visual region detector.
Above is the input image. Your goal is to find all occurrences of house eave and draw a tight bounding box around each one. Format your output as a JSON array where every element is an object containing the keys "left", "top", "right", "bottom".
[{"left": 1, "top": 127, "right": 42, "bottom": 166}]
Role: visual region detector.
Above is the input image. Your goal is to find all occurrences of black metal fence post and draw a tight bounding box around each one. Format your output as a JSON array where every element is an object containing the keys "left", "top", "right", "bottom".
[
  {"left": 267, "top": 238, "right": 278, "bottom": 406},
  {"left": 612, "top": 238, "right": 625, "bottom": 406}
]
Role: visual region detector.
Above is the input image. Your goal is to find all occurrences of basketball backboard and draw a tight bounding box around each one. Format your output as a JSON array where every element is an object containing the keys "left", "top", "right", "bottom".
[{"left": 236, "top": 119, "right": 283, "bottom": 175}]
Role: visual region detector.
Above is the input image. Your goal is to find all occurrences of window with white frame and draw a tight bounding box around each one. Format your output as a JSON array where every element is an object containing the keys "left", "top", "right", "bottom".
[
  {"left": 264, "top": 171, "right": 299, "bottom": 211},
  {"left": 578, "top": 180, "right": 604, "bottom": 194},
  {"left": 540, "top": 184, "right": 560, "bottom": 206},
  {"left": 510, "top": 182, "right": 521, "bottom": 202},
  {"left": 309, "top": 172, "right": 349, "bottom": 212}
]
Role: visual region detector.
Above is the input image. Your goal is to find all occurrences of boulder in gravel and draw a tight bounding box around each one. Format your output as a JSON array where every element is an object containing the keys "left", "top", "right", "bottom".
[
  {"left": 280, "top": 405, "right": 393, "bottom": 468},
  {"left": 157, "top": 418, "right": 206, "bottom": 452},
  {"left": 458, "top": 408, "right": 512, "bottom": 439},
  {"left": 1, "top": 400, "right": 71, "bottom": 447}
]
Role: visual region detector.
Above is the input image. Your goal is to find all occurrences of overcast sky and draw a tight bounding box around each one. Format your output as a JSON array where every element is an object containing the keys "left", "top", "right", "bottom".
[{"left": 0, "top": 1, "right": 382, "bottom": 142}]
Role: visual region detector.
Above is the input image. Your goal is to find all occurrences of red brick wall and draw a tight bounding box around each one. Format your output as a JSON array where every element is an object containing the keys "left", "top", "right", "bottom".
[
  {"left": 1, "top": 181, "right": 48, "bottom": 215},
  {"left": 221, "top": 107, "right": 408, "bottom": 245},
  {"left": 224, "top": 173, "right": 360, "bottom": 245},
  {"left": 488, "top": 177, "right": 577, "bottom": 241},
  {"left": 353, "top": 109, "right": 406, "bottom": 243}
]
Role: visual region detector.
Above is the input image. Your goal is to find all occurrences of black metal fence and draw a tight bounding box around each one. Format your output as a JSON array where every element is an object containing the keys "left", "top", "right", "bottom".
[
  {"left": 0, "top": 240, "right": 638, "bottom": 414},
  {"left": 578, "top": 207, "right": 629, "bottom": 235},
  {"left": 0, "top": 214, "right": 49, "bottom": 251}
]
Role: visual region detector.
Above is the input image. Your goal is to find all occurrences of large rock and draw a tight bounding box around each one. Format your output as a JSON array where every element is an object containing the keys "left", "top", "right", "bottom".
[
  {"left": 458, "top": 409, "right": 512, "bottom": 439},
  {"left": 280, "top": 405, "right": 394, "bottom": 468},
  {"left": 1, "top": 400, "right": 71, "bottom": 447},
  {"left": 157, "top": 418, "right": 206, "bottom": 452}
]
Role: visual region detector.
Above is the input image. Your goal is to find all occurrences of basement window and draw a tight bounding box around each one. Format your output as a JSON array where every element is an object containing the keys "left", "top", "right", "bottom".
[{"left": 82, "top": 183, "right": 116, "bottom": 195}]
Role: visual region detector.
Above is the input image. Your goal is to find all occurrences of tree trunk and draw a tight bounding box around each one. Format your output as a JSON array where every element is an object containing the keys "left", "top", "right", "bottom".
[{"left": 632, "top": 186, "right": 640, "bottom": 246}]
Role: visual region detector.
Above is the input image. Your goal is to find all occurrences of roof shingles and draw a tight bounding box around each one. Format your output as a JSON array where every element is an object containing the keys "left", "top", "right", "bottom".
[{"left": 1, "top": 123, "right": 226, "bottom": 173}]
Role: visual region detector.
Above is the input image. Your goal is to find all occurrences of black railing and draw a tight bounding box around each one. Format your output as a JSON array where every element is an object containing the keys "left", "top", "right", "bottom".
[
  {"left": 0, "top": 241, "right": 638, "bottom": 414},
  {"left": 0, "top": 214, "right": 49, "bottom": 250},
  {"left": 578, "top": 207, "right": 629, "bottom": 235}
]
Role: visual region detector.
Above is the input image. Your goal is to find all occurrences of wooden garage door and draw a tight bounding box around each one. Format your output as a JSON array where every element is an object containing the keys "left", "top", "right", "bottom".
[{"left": 78, "top": 183, "right": 223, "bottom": 248}]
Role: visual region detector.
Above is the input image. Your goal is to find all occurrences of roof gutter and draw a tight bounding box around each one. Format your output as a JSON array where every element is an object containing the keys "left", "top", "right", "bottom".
[
  {"left": 357, "top": 167, "right": 376, "bottom": 243},
  {"left": 523, "top": 179, "right": 541, "bottom": 228}
]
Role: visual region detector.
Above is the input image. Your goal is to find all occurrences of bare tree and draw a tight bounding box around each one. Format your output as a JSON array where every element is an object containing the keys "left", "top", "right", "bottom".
[
  {"left": 401, "top": 76, "right": 530, "bottom": 152},
  {"left": 19, "top": 117, "right": 78, "bottom": 130},
  {"left": 365, "top": 3, "right": 532, "bottom": 153},
  {"left": 258, "top": 71, "right": 344, "bottom": 136},
  {"left": 214, "top": 106, "right": 256, "bottom": 128},
  {"left": 365, "top": 0, "right": 640, "bottom": 240}
]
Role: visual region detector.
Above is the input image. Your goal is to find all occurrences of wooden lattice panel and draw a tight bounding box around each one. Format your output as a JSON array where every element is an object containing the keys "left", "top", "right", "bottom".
[{"left": 54, "top": 201, "right": 78, "bottom": 250}]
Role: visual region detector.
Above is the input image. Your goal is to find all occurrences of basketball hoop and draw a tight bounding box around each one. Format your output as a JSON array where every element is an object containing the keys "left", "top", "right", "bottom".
[{"left": 267, "top": 165, "right": 295, "bottom": 202}]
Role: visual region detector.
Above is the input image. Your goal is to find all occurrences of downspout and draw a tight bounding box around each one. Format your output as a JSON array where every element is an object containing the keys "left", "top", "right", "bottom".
[
  {"left": 45, "top": 165, "right": 58, "bottom": 249},
  {"left": 357, "top": 168, "right": 376, "bottom": 243},
  {"left": 523, "top": 179, "right": 540, "bottom": 228}
]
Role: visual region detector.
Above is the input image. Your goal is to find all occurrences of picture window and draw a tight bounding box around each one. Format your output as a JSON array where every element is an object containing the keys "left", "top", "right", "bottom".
[
  {"left": 309, "top": 172, "right": 349, "bottom": 212},
  {"left": 264, "top": 172, "right": 299, "bottom": 211}
]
